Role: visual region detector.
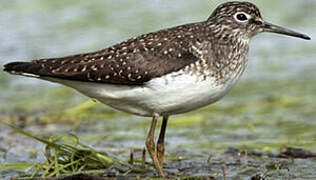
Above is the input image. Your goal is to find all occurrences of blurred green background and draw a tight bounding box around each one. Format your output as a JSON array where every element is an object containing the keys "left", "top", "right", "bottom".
[{"left": 0, "top": 0, "right": 315, "bottom": 178}]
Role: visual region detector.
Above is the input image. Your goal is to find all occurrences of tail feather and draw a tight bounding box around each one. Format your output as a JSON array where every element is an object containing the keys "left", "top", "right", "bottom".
[{"left": 3, "top": 61, "right": 42, "bottom": 77}]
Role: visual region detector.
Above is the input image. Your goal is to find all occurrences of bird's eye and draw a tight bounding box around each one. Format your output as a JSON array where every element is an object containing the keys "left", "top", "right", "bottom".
[{"left": 234, "top": 12, "right": 248, "bottom": 22}]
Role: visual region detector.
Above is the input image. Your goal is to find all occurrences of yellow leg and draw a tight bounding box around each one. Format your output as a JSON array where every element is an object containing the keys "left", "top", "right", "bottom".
[
  {"left": 157, "top": 116, "right": 168, "bottom": 168},
  {"left": 145, "top": 113, "right": 164, "bottom": 177}
]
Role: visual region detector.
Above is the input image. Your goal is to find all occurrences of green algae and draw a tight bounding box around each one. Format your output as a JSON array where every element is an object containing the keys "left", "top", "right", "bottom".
[
  {"left": 2, "top": 123, "right": 121, "bottom": 178},
  {"left": 0, "top": 162, "right": 35, "bottom": 171}
]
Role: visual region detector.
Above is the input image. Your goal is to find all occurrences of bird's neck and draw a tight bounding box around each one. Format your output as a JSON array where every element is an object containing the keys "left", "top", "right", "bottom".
[
  {"left": 202, "top": 23, "right": 250, "bottom": 84},
  {"left": 204, "top": 19, "right": 250, "bottom": 44}
]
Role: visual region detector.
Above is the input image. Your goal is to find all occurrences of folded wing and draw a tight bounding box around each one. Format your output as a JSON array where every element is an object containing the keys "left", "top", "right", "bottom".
[{"left": 4, "top": 23, "right": 208, "bottom": 85}]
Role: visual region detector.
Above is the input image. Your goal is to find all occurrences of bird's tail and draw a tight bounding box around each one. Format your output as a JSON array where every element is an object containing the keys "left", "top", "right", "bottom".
[{"left": 3, "top": 61, "right": 42, "bottom": 78}]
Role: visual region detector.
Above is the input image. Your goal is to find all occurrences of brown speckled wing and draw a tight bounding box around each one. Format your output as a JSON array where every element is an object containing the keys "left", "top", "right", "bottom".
[{"left": 4, "top": 22, "right": 208, "bottom": 85}]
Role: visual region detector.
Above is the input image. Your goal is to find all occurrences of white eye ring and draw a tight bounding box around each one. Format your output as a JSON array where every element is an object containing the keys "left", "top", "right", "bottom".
[{"left": 234, "top": 12, "right": 250, "bottom": 22}]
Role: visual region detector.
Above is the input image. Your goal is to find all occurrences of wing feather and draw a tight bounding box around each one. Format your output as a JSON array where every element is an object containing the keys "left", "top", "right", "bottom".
[{"left": 4, "top": 22, "right": 210, "bottom": 85}]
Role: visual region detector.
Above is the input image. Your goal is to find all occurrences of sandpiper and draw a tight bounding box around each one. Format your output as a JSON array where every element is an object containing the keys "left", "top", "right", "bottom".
[{"left": 3, "top": 1, "right": 310, "bottom": 177}]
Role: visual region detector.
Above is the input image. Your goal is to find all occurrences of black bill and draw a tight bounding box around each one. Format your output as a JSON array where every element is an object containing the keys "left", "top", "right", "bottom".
[{"left": 263, "top": 21, "right": 311, "bottom": 40}]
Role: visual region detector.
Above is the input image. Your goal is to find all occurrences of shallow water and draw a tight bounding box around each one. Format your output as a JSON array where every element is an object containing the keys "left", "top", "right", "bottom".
[{"left": 0, "top": 0, "right": 316, "bottom": 179}]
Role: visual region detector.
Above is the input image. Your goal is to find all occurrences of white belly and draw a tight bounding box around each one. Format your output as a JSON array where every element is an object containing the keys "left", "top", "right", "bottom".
[{"left": 45, "top": 69, "right": 243, "bottom": 117}]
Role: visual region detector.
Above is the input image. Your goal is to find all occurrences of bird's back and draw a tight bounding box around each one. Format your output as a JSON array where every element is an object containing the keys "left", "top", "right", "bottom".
[{"left": 4, "top": 22, "right": 216, "bottom": 85}]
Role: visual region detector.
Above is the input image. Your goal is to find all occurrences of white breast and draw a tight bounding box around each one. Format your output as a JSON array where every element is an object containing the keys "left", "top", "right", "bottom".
[
  {"left": 140, "top": 69, "right": 243, "bottom": 116},
  {"left": 45, "top": 67, "right": 245, "bottom": 117}
]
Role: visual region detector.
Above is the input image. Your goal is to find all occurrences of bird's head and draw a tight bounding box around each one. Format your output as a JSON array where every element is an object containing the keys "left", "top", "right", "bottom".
[{"left": 208, "top": 1, "right": 310, "bottom": 41}]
